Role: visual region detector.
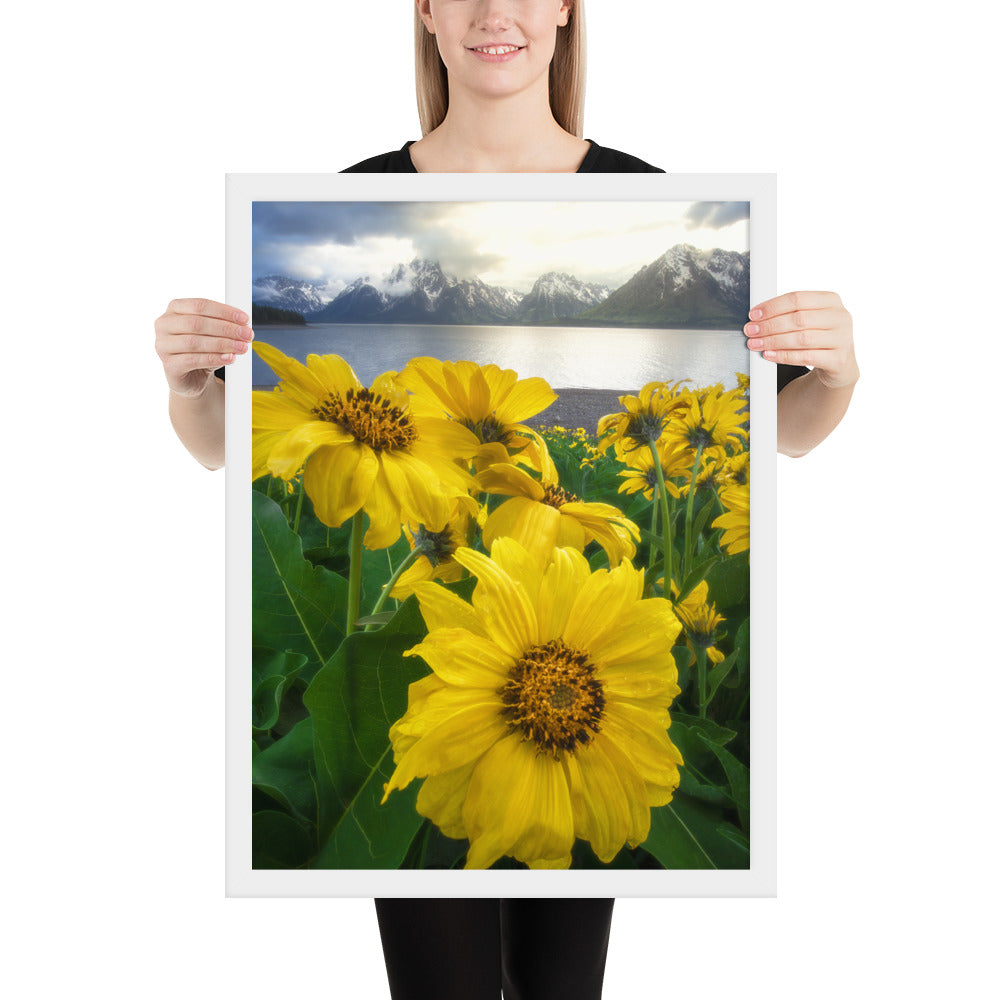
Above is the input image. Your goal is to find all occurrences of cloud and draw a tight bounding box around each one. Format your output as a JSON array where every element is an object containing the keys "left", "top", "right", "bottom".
[{"left": 682, "top": 202, "right": 750, "bottom": 230}]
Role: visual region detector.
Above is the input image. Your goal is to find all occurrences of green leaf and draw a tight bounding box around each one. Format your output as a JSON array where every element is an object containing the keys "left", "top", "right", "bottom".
[
  {"left": 705, "top": 648, "right": 739, "bottom": 706},
  {"left": 253, "top": 810, "right": 314, "bottom": 869},
  {"left": 303, "top": 595, "right": 430, "bottom": 864},
  {"left": 415, "top": 824, "right": 470, "bottom": 870},
  {"left": 678, "top": 766, "right": 734, "bottom": 807},
  {"left": 704, "top": 549, "right": 749, "bottom": 608},
  {"left": 675, "top": 554, "right": 721, "bottom": 604},
  {"left": 571, "top": 840, "right": 641, "bottom": 869},
  {"left": 252, "top": 717, "right": 317, "bottom": 824},
  {"left": 694, "top": 732, "right": 750, "bottom": 833},
  {"left": 252, "top": 491, "right": 349, "bottom": 676},
  {"left": 354, "top": 612, "right": 396, "bottom": 627},
  {"left": 311, "top": 745, "right": 424, "bottom": 869},
  {"left": 252, "top": 647, "right": 308, "bottom": 732},
  {"left": 691, "top": 490, "right": 720, "bottom": 540},
  {"left": 732, "top": 616, "right": 750, "bottom": 684},
  {"left": 644, "top": 793, "right": 749, "bottom": 869},
  {"left": 644, "top": 798, "right": 718, "bottom": 869},
  {"left": 672, "top": 712, "right": 738, "bottom": 748}
]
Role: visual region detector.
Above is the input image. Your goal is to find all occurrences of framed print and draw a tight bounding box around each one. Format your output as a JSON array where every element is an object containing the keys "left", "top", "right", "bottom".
[{"left": 225, "top": 173, "right": 777, "bottom": 897}]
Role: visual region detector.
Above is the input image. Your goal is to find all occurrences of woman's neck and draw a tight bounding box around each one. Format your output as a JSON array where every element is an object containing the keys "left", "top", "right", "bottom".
[{"left": 409, "top": 85, "right": 589, "bottom": 173}]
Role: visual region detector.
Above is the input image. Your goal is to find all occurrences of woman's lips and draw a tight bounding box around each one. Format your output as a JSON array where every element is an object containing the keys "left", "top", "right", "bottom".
[{"left": 467, "top": 44, "right": 525, "bottom": 63}]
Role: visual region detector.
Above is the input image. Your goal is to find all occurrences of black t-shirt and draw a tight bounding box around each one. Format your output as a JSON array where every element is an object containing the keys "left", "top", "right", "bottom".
[
  {"left": 342, "top": 138, "right": 664, "bottom": 174},
  {"left": 219, "top": 141, "right": 809, "bottom": 390}
]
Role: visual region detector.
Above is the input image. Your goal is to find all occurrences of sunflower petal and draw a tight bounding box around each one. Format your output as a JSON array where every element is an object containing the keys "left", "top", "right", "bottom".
[
  {"left": 307, "top": 352, "right": 362, "bottom": 396},
  {"left": 415, "top": 762, "right": 476, "bottom": 839},
  {"left": 407, "top": 628, "right": 514, "bottom": 688},
  {"left": 463, "top": 734, "right": 575, "bottom": 869},
  {"left": 453, "top": 544, "right": 539, "bottom": 658},
  {"left": 564, "top": 735, "right": 646, "bottom": 861},
  {"left": 535, "top": 547, "right": 592, "bottom": 642},
  {"left": 266, "top": 421, "right": 355, "bottom": 481},
  {"left": 382, "top": 703, "right": 510, "bottom": 803},
  {"left": 493, "top": 377, "right": 558, "bottom": 424},
  {"left": 379, "top": 450, "right": 450, "bottom": 531},
  {"left": 302, "top": 441, "right": 378, "bottom": 527},
  {"left": 252, "top": 390, "right": 312, "bottom": 430},
  {"left": 252, "top": 342, "right": 328, "bottom": 405},
  {"left": 362, "top": 461, "right": 403, "bottom": 548}
]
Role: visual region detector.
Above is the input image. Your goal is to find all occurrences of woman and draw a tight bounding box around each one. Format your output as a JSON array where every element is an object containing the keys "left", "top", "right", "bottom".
[{"left": 155, "top": 3, "right": 859, "bottom": 998}]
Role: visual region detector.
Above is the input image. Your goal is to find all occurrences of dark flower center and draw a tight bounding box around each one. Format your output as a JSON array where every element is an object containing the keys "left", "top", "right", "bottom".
[
  {"left": 499, "top": 639, "right": 605, "bottom": 758},
  {"left": 460, "top": 414, "right": 514, "bottom": 446},
  {"left": 541, "top": 483, "right": 578, "bottom": 509},
  {"left": 412, "top": 525, "right": 457, "bottom": 567},
  {"left": 312, "top": 388, "right": 417, "bottom": 452},
  {"left": 625, "top": 412, "right": 665, "bottom": 446},
  {"left": 686, "top": 425, "right": 714, "bottom": 450}
]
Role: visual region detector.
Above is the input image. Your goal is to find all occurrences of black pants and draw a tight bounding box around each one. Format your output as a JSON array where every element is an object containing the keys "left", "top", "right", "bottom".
[{"left": 374, "top": 898, "right": 615, "bottom": 1000}]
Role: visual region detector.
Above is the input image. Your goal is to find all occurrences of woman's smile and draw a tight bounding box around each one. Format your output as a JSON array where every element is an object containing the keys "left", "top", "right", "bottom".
[{"left": 466, "top": 43, "right": 526, "bottom": 62}]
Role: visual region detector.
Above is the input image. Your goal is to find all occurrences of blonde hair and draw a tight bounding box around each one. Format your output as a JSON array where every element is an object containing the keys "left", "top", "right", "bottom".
[{"left": 414, "top": 1, "right": 587, "bottom": 138}]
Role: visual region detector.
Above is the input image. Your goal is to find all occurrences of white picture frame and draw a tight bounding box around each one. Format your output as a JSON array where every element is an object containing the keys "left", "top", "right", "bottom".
[{"left": 225, "top": 172, "right": 776, "bottom": 897}]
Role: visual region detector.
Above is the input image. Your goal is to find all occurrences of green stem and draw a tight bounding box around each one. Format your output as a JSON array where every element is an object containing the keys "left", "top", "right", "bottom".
[
  {"left": 364, "top": 547, "right": 423, "bottom": 631},
  {"left": 346, "top": 510, "right": 364, "bottom": 635},
  {"left": 649, "top": 444, "right": 673, "bottom": 594},
  {"left": 292, "top": 480, "right": 305, "bottom": 535},
  {"left": 683, "top": 443, "right": 705, "bottom": 578},
  {"left": 695, "top": 645, "right": 708, "bottom": 719},
  {"left": 647, "top": 484, "right": 659, "bottom": 579}
]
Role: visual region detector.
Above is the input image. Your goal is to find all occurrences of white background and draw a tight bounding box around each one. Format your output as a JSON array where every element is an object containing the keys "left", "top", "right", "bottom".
[{"left": 5, "top": 1, "right": 995, "bottom": 997}]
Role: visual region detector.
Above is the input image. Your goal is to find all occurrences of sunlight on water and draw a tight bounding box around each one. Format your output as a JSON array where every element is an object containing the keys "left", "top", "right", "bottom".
[{"left": 250, "top": 323, "right": 750, "bottom": 391}]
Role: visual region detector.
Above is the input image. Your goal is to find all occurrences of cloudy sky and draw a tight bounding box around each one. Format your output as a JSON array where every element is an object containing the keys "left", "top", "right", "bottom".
[{"left": 252, "top": 201, "right": 749, "bottom": 298}]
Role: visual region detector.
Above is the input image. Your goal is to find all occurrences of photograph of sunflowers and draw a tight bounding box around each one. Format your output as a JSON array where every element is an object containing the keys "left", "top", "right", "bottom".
[{"left": 245, "top": 190, "right": 762, "bottom": 881}]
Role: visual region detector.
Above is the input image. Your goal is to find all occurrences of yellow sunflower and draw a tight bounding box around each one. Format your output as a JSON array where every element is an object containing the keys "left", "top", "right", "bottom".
[
  {"left": 670, "top": 580, "right": 726, "bottom": 667},
  {"left": 597, "top": 380, "right": 689, "bottom": 457},
  {"left": 390, "top": 498, "right": 480, "bottom": 601},
  {"left": 675, "top": 453, "right": 729, "bottom": 497},
  {"left": 251, "top": 343, "right": 479, "bottom": 547},
  {"left": 719, "top": 451, "right": 749, "bottom": 489},
  {"left": 713, "top": 482, "right": 749, "bottom": 555},
  {"left": 617, "top": 435, "right": 694, "bottom": 503},
  {"left": 381, "top": 539, "right": 684, "bottom": 869},
  {"left": 665, "top": 385, "right": 748, "bottom": 461},
  {"left": 475, "top": 444, "right": 639, "bottom": 567},
  {"left": 398, "top": 357, "right": 556, "bottom": 470}
]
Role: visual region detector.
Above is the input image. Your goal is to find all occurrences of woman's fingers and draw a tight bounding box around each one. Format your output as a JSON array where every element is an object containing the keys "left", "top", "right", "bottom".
[
  {"left": 747, "top": 290, "right": 843, "bottom": 323},
  {"left": 157, "top": 330, "right": 253, "bottom": 359},
  {"left": 744, "top": 290, "right": 857, "bottom": 389},
  {"left": 164, "top": 298, "right": 249, "bottom": 326},
  {"left": 154, "top": 298, "right": 253, "bottom": 394},
  {"left": 744, "top": 305, "right": 842, "bottom": 339}
]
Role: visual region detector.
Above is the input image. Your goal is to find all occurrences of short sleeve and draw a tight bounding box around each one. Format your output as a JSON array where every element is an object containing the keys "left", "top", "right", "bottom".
[{"left": 777, "top": 363, "right": 809, "bottom": 393}]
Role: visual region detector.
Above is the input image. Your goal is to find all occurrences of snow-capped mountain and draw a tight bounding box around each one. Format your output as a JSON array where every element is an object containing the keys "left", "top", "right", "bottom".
[
  {"left": 577, "top": 244, "right": 750, "bottom": 328},
  {"left": 251, "top": 275, "right": 332, "bottom": 316},
  {"left": 308, "top": 258, "right": 525, "bottom": 325},
  {"left": 515, "top": 271, "right": 609, "bottom": 322},
  {"left": 251, "top": 245, "right": 749, "bottom": 328}
]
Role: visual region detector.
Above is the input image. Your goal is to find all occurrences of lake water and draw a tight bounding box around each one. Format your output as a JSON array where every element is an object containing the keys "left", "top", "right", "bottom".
[{"left": 250, "top": 323, "right": 751, "bottom": 392}]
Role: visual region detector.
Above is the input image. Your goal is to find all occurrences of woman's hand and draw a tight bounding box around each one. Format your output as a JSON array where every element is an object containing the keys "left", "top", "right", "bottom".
[
  {"left": 744, "top": 290, "right": 859, "bottom": 389},
  {"left": 154, "top": 298, "right": 253, "bottom": 397}
]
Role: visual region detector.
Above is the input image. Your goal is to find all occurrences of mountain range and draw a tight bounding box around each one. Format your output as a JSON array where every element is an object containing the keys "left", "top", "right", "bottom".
[{"left": 252, "top": 244, "right": 749, "bottom": 328}]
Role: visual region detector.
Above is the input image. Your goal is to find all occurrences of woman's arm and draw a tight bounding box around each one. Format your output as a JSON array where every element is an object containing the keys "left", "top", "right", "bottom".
[
  {"left": 746, "top": 291, "right": 859, "bottom": 457},
  {"left": 168, "top": 375, "right": 227, "bottom": 470},
  {"left": 775, "top": 368, "right": 857, "bottom": 458}
]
